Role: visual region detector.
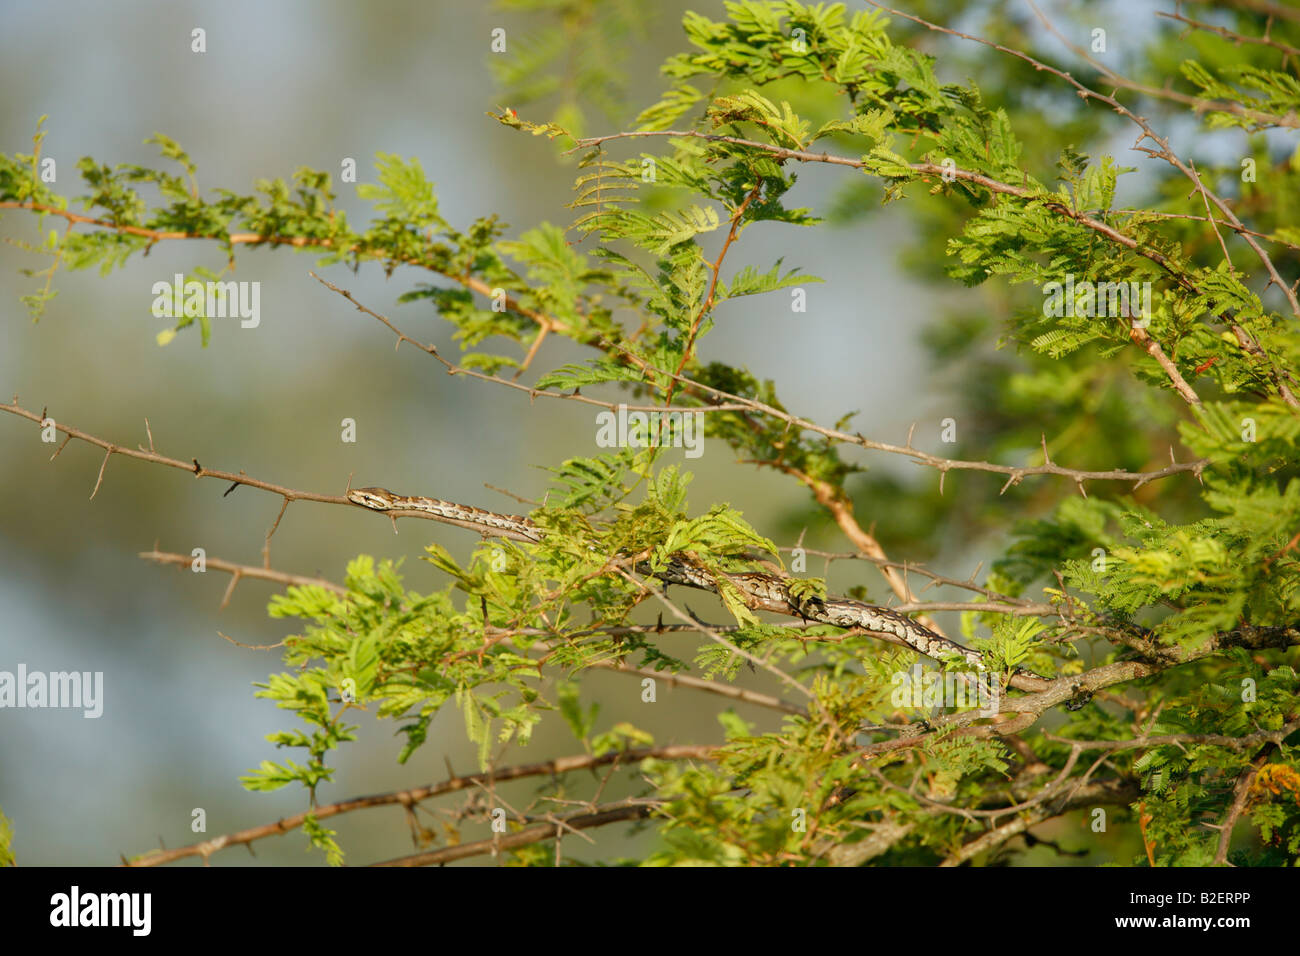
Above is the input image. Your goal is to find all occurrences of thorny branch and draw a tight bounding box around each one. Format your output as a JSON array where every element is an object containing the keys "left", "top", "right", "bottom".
[
  {"left": 127, "top": 747, "right": 712, "bottom": 866},
  {"left": 4, "top": 1, "right": 1295, "bottom": 868}
]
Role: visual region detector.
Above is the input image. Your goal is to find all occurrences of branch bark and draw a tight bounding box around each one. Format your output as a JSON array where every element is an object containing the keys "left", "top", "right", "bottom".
[{"left": 126, "top": 747, "right": 712, "bottom": 867}]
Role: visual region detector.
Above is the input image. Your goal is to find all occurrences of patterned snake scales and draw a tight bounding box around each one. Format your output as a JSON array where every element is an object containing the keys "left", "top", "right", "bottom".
[{"left": 347, "top": 486, "right": 996, "bottom": 671}]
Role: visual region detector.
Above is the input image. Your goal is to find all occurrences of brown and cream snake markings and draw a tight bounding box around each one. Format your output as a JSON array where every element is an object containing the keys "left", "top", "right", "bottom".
[{"left": 346, "top": 486, "right": 1036, "bottom": 681}]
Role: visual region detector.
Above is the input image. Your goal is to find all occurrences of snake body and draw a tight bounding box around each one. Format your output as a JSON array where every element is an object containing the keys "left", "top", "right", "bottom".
[{"left": 347, "top": 486, "right": 990, "bottom": 670}]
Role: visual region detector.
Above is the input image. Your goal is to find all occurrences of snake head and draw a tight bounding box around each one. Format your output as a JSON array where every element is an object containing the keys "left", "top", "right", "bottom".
[{"left": 348, "top": 487, "right": 394, "bottom": 510}]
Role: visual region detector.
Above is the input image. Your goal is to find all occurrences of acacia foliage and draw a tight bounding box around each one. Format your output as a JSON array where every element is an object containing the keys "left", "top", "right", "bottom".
[{"left": 2, "top": 1, "right": 1299, "bottom": 866}]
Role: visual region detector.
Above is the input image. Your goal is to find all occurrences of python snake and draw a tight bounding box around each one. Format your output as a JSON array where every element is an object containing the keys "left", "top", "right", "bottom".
[{"left": 346, "top": 486, "right": 992, "bottom": 671}]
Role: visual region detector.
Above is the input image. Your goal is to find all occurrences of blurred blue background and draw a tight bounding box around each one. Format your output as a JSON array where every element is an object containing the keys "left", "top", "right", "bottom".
[{"left": 0, "top": 0, "right": 982, "bottom": 865}]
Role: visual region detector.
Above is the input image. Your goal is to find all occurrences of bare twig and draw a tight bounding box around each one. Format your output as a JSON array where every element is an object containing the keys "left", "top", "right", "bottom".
[
  {"left": 140, "top": 549, "right": 347, "bottom": 596},
  {"left": 372, "top": 798, "right": 660, "bottom": 867},
  {"left": 939, "top": 779, "right": 1140, "bottom": 866},
  {"left": 1214, "top": 754, "right": 1269, "bottom": 866},
  {"left": 126, "top": 747, "right": 712, "bottom": 866},
  {"left": 1157, "top": 9, "right": 1300, "bottom": 59}
]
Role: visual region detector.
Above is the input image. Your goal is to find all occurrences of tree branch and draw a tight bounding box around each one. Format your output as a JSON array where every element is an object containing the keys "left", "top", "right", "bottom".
[
  {"left": 126, "top": 747, "right": 712, "bottom": 866},
  {"left": 372, "top": 798, "right": 659, "bottom": 867}
]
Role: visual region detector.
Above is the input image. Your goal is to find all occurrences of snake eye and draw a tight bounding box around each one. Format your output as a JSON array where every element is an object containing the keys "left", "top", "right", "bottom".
[{"left": 350, "top": 488, "right": 388, "bottom": 507}]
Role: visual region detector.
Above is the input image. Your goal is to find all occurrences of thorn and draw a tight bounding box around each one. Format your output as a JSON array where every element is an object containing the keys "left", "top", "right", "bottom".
[
  {"left": 89, "top": 446, "right": 114, "bottom": 500},
  {"left": 48, "top": 434, "right": 72, "bottom": 462},
  {"left": 1076, "top": 479, "right": 1088, "bottom": 498},
  {"left": 222, "top": 481, "right": 240, "bottom": 498},
  {"left": 1040, "top": 433, "right": 1051, "bottom": 465},
  {"left": 939, "top": 468, "right": 946, "bottom": 495},
  {"left": 906, "top": 422, "right": 916, "bottom": 448},
  {"left": 389, "top": 515, "right": 399, "bottom": 534},
  {"left": 219, "top": 573, "right": 239, "bottom": 610}
]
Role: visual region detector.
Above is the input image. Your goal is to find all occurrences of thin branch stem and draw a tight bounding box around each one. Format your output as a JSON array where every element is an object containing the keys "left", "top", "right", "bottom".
[
  {"left": 126, "top": 747, "right": 712, "bottom": 866},
  {"left": 372, "top": 798, "right": 660, "bottom": 867},
  {"left": 1156, "top": 9, "right": 1300, "bottom": 59}
]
